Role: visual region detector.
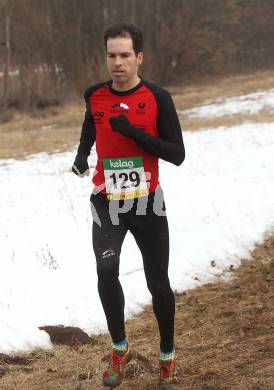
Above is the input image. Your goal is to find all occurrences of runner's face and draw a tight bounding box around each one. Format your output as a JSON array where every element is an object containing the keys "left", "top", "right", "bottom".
[{"left": 106, "top": 37, "right": 143, "bottom": 87}]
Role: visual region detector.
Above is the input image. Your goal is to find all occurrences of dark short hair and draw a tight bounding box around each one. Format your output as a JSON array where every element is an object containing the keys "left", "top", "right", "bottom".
[{"left": 104, "top": 23, "right": 143, "bottom": 55}]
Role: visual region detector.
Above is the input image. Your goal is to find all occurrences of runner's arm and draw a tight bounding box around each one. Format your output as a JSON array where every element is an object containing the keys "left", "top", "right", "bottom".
[
  {"left": 77, "top": 105, "right": 96, "bottom": 156},
  {"left": 110, "top": 89, "right": 185, "bottom": 166},
  {"left": 72, "top": 103, "right": 96, "bottom": 176},
  {"left": 134, "top": 88, "right": 185, "bottom": 165}
]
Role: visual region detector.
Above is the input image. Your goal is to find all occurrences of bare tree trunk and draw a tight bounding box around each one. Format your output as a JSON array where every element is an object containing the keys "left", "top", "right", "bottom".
[{"left": 3, "top": 13, "right": 11, "bottom": 99}]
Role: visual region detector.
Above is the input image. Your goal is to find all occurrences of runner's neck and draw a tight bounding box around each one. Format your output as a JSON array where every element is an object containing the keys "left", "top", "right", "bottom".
[{"left": 111, "top": 76, "right": 141, "bottom": 92}]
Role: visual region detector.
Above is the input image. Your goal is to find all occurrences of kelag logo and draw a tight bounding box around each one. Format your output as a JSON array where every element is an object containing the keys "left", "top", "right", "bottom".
[{"left": 109, "top": 159, "right": 134, "bottom": 169}]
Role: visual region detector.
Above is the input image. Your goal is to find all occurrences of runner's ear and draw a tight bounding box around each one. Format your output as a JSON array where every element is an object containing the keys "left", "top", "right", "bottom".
[{"left": 137, "top": 52, "right": 143, "bottom": 66}]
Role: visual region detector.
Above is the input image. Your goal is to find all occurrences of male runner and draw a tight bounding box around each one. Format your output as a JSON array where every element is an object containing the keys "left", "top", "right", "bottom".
[{"left": 72, "top": 23, "right": 185, "bottom": 389}]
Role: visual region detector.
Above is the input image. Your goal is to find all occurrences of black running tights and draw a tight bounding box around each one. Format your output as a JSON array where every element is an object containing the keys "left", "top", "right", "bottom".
[{"left": 90, "top": 192, "right": 175, "bottom": 352}]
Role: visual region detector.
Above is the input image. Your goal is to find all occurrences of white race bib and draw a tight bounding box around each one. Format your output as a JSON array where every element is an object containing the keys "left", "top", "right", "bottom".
[{"left": 103, "top": 157, "right": 149, "bottom": 200}]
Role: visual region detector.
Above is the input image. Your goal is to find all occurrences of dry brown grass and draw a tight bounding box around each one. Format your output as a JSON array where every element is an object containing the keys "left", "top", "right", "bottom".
[
  {"left": 1, "top": 70, "right": 274, "bottom": 160},
  {"left": 0, "top": 103, "right": 84, "bottom": 160},
  {"left": 1, "top": 235, "right": 274, "bottom": 390},
  {"left": 171, "top": 70, "right": 274, "bottom": 110},
  {"left": 180, "top": 110, "right": 274, "bottom": 132}
]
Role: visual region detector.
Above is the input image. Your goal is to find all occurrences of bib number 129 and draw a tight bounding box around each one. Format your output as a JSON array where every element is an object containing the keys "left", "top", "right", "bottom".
[
  {"left": 103, "top": 157, "right": 149, "bottom": 200},
  {"left": 109, "top": 171, "right": 140, "bottom": 189}
]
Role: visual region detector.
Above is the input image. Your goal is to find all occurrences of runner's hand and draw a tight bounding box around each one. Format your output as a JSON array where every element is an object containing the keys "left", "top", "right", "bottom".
[
  {"left": 72, "top": 154, "right": 90, "bottom": 177},
  {"left": 109, "top": 114, "right": 133, "bottom": 136},
  {"left": 110, "top": 114, "right": 145, "bottom": 137}
]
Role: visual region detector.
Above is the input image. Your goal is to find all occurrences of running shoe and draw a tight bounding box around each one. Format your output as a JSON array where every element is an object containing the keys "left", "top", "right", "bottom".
[
  {"left": 103, "top": 344, "right": 131, "bottom": 387},
  {"left": 159, "top": 354, "right": 178, "bottom": 389}
]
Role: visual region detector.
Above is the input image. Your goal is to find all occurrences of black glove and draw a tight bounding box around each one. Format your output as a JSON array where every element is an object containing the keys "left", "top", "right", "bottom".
[
  {"left": 109, "top": 114, "right": 141, "bottom": 138},
  {"left": 72, "top": 154, "right": 90, "bottom": 177}
]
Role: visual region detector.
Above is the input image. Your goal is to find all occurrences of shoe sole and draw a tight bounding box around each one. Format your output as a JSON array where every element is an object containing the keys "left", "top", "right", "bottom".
[
  {"left": 159, "top": 384, "right": 177, "bottom": 389},
  {"left": 103, "top": 377, "right": 122, "bottom": 388}
]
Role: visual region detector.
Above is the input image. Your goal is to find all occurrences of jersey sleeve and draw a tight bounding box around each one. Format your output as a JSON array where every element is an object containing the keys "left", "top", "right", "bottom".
[
  {"left": 76, "top": 92, "right": 96, "bottom": 157},
  {"left": 130, "top": 87, "right": 185, "bottom": 166}
]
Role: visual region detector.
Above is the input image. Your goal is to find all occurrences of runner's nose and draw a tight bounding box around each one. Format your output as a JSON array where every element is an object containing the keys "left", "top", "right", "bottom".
[{"left": 113, "top": 56, "right": 122, "bottom": 67}]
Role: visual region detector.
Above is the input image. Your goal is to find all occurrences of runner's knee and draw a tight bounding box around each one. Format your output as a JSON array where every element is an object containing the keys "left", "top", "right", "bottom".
[
  {"left": 146, "top": 277, "right": 171, "bottom": 297},
  {"left": 96, "top": 249, "right": 120, "bottom": 281}
]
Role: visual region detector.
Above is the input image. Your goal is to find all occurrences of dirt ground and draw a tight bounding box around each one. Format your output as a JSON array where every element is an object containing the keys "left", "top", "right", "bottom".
[{"left": 1, "top": 234, "right": 273, "bottom": 390}]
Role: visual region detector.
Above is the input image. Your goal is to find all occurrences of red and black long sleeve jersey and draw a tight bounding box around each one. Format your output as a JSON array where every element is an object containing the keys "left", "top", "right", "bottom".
[{"left": 77, "top": 78, "right": 185, "bottom": 193}]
